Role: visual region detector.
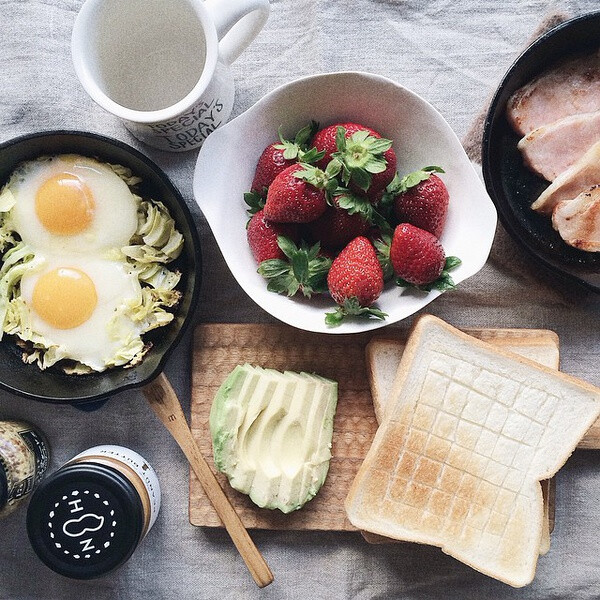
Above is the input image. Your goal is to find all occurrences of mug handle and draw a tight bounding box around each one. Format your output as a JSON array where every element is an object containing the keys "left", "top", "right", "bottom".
[{"left": 204, "top": 0, "right": 270, "bottom": 65}]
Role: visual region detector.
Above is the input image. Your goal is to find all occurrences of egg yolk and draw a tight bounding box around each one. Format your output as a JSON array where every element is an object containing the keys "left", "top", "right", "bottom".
[
  {"left": 32, "top": 268, "right": 97, "bottom": 329},
  {"left": 35, "top": 173, "right": 95, "bottom": 235}
]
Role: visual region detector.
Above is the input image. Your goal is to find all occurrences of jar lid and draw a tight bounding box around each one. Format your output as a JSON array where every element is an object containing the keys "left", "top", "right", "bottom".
[
  {"left": 26, "top": 463, "right": 144, "bottom": 579},
  {"left": 0, "top": 462, "right": 7, "bottom": 508}
]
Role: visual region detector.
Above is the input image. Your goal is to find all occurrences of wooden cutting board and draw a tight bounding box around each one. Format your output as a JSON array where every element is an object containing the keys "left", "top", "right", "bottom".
[{"left": 189, "top": 323, "right": 599, "bottom": 530}]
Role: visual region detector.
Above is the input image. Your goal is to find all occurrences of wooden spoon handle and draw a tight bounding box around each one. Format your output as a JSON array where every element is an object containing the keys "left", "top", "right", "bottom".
[{"left": 143, "top": 372, "right": 274, "bottom": 588}]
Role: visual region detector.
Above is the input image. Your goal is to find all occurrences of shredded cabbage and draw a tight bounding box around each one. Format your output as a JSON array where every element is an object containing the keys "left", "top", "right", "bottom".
[
  {"left": 0, "top": 160, "right": 185, "bottom": 373},
  {"left": 122, "top": 199, "right": 184, "bottom": 264},
  {"left": 108, "top": 163, "right": 143, "bottom": 187}
]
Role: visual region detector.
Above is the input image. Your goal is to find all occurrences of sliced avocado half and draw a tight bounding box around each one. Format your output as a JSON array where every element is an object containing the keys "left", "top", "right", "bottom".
[{"left": 209, "top": 364, "right": 338, "bottom": 513}]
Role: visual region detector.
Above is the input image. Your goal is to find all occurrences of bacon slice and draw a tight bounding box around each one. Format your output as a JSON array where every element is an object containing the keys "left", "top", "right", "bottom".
[
  {"left": 552, "top": 186, "right": 600, "bottom": 252},
  {"left": 507, "top": 50, "right": 600, "bottom": 136},
  {"left": 532, "top": 141, "right": 600, "bottom": 215},
  {"left": 518, "top": 112, "right": 600, "bottom": 181}
]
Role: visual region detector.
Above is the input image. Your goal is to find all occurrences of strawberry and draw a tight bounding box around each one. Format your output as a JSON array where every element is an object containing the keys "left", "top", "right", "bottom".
[
  {"left": 388, "top": 223, "right": 461, "bottom": 290},
  {"left": 247, "top": 210, "right": 298, "bottom": 263},
  {"left": 251, "top": 144, "right": 296, "bottom": 195},
  {"left": 264, "top": 163, "right": 335, "bottom": 223},
  {"left": 309, "top": 195, "right": 370, "bottom": 249},
  {"left": 312, "top": 123, "right": 397, "bottom": 196},
  {"left": 250, "top": 122, "right": 324, "bottom": 193},
  {"left": 325, "top": 236, "right": 386, "bottom": 326},
  {"left": 388, "top": 167, "right": 449, "bottom": 238},
  {"left": 257, "top": 237, "right": 331, "bottom": 297}
]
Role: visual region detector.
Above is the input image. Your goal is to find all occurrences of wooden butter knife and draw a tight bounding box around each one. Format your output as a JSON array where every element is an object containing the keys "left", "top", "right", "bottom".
[{"left": 143, "top": 372, "right": 274, "bottom": 588}]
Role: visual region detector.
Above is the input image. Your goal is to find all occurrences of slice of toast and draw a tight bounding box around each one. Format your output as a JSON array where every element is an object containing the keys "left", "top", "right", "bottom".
[
  {"left": 364, "top": 329, "right": 560, "bottom": 555},
  {"left": 366, "top": 329, "right": 560, "bottom": 424},
  {"left": 346, "top": 315, "right": 600, "bottom": 587}
]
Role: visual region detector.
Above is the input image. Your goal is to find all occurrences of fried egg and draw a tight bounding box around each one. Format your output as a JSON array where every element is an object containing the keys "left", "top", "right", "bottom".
[
  {"left": 6, "top": 154, "right": 139, "bottom": 254},
  {"left": 19, "top": 256, "right": 144, "bottom": 372}
]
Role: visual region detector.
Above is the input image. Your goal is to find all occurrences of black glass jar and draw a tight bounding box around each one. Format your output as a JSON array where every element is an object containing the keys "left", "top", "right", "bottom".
[
  {"left": 26, "top": 445, "right": 160, "bottom": 579},
  {"left": 0, "top": 420, "right": 49, "bottom": 518}
]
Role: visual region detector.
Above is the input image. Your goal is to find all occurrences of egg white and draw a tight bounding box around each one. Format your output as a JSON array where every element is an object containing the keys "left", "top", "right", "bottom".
[
  {"left": 6, "top": 154, "right": 139, "bottom": 255},
  {"left": 19, "top": 255, "right": 144, "bottom": 372}
]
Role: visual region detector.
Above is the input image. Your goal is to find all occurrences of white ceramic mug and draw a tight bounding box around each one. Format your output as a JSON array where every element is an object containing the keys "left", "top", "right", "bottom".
[{"left": 72, "top": 0, "right": 270, "bottom": 152}]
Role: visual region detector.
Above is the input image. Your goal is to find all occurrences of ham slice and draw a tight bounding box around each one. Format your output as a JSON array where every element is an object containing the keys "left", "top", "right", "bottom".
[
  {"left": 531, "top": 141, "right": 600, "bottom": 215},
  {"left": 507, "top": 50, "right": 600, "bottom": 136},
  {"left": 552, "top": 186, "right": 600, "bottom": 252},
  {"left": 518, "top": 111, "right": 600, "bottom": 181}
]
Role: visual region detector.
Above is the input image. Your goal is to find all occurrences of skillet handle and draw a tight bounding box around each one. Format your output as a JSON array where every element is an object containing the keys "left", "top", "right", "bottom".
[{"left": 72, "top": 397, "right": 110, "bottom": 411}]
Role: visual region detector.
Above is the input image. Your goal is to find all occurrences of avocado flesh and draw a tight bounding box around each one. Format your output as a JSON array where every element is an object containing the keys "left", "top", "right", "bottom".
[{"left": 209, "top": 364, "right": 338, "bottom": 513}]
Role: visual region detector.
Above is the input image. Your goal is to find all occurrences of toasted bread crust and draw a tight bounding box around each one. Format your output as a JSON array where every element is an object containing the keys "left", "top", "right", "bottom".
[{"left": 349, "top": 315, "right": 600, "bottom": 587}]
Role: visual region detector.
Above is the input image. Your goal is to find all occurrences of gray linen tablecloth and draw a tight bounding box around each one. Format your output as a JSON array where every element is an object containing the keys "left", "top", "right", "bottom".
[{"left": 1, "top": 1, "right": 599, "bottom": 598}]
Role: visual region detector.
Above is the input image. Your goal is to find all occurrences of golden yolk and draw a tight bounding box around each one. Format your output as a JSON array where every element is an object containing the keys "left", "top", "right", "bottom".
[
  {"left": 32, "top": 268, "right": 97, "bottom": 329},
  {"left": 35, "top": 173, "right": 95, "bottom": 235}
]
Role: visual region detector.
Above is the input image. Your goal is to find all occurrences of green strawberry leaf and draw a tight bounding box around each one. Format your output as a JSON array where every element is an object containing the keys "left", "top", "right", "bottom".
[
  {"left": 364, "top": 157, "right": 388, "bottom": 174},
  {"left": 350, "top": 167, "right": 372, "bottom": 192},
  {"left": 335, "top": 127, "right": 347, "bottom": 152},
  {"left": 426, "top": 272, "right": 456, "bottom": 292},
  {"left": 277, "top": 236, "right": 300, "bottom": 260},
  {"left": 395, "top": 277, "right": 414, "bottom": 289},
  {"left": 336, "top": 192, "right": 372, "bottom": 219},
  {"left": 350, "top": 130, "right": 370, "bottom": 144},
  {"left": 299, "top": 146, "right": 326, "bottom": 164},
  {"left": 325, "top": 178, "right": 340, "bottom": 196},
  {"left": 307, "top": 241, "right": 321, "bottom": 261},
  {"left": 367, "top": 138, "right": 393, "bottom": 154},
  {"left": 325, "top": 297, "right": 387, "bottom": 327},
  {"left": 371, "top": 209, "right": 394, "bottom": 234},
  {"left": 294, "top": 121, "right": 320, "bottom": 147},
  {"left": 294, "top": 163, "right": 330, "bottom": 189},
  {"left": 373, "top": 233, "right": 395, "bottom": 281},
  {"left": 274, "top": 122, "right": 322, "bottom": 160},
  {"left": 384, "top": 172, "right": 403, "bottom": 197},
  {"left": 331, "top": 128, "right": 393, "bottom": 193},
  {"left": 290, "top": 250, "right": 309, "bottom": 283},
  {"left": 257, "top": 258, "right": 289, "bottom": 278},
  {"left": 275, "top": 125, "right": 300, "bottom": 160},
  {"left": 244, "top": 190, "right": 266, "bottom": 215},
  {"left": 397, "top": 165, "right": 446, "bottom": 193},
  {"left": 395, "top": 254, "right": 461, "bottom": 292},
  {"left": 324, "top": 307, "right": 346, "bottom": 327},
  {"left": 325, "top": 157, "right": 343, "bottom": 179},
  {"left": 338, "top": 162, "right": 352, "bottom": 187},
  {"left": 258, "top": 237, "right": 332, "bottom": 298},
  {"left": 275, "top": 141, "right": 300, "bottom": 160},
  {"left": 306, "top": 259, "right": 331, "bottom": 295},
  {"left": 445, "top": 256, "right": 462, "bottom": 271}
]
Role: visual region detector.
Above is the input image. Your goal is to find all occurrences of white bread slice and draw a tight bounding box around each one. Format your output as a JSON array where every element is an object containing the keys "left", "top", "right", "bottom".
[
  {"left": 366, "top": 330, "right": 560, "bottom": 424},
  {"left": 347, "top": 315, "right": 600, "bottom": 587},
  {"left": 365, "top": 330, "right": 559, "bottom": 555}
]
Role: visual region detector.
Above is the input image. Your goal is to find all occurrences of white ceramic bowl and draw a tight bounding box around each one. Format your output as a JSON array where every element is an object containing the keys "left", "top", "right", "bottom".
[{"left": 193, "top": 72, "right": 497, "bottom": 333}]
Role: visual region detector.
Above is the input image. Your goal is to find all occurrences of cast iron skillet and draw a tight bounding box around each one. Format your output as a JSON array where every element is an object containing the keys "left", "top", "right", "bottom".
[
  {"left": 482, "top": 11, "right": 600, "bottom": 292},
  {"left": 0, "top": 131, "right": 201, "bottom": 405}
]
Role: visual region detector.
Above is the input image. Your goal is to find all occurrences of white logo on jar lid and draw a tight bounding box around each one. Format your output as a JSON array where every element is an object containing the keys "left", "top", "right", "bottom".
[{"left": 48, "top": 489, "right": 117, "bottom": 560}]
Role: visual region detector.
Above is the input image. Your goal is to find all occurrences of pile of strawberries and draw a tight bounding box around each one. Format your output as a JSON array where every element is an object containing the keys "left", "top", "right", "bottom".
[{"left": 244, "top": 121, "right": 460, "bottom": 325}]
